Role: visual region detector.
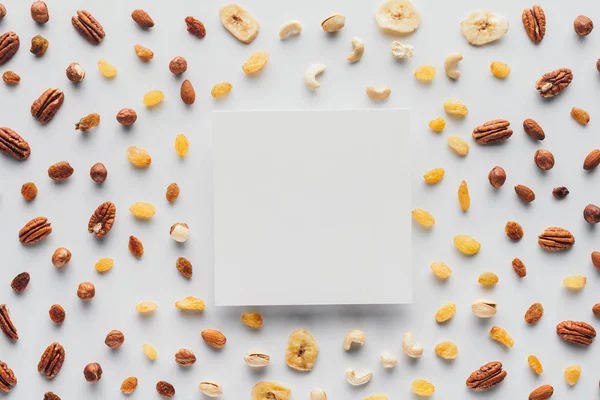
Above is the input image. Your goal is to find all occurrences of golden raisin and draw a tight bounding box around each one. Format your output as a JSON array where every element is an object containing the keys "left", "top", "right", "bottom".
[
  {"left": 129, "top": 202, "right": 156, "bottom": 219},
  {"left": 166, "top": 183, "right": 180, "bottom": 203},
  {"left": 21, "top": 182, "right": 38, "bottom": 200},
  {"left": 143, "top": 90, "right": 164, "bottom": 107},
  {"left": 430, "top": 262, "right": 452, "bottom": 279},
  {"left": 242, "top": 50, "right": 269, "bottom": 74},
  {"left": 412, "top": 208, "right": 435, "bottom": 228},
  {"left": 443, "top": 99, "right": 468, "bottom": 117},
  {"left": 448, "top": 136, "right": 469, "bottom": 156},
  {"left": 428, "top": 117, "right": 446, "bottom": 132},
  {"left": 478, "top": 272, "right": 498, "bottom": 286},
  {"left": 434, "top": 341, "right": 458, "bottom": 359},
  {"left": 121, "top": 377, "right": 139, "bottom": 394},
  {"left": 143, "top": 343, "right": 157, "bottom": 360},
  {"left": 414, "top": 64, "right": 436, "bottom": 82},
  {"left": 435, "top": 303, "right": 456, "bottom": 323},
  {"left": 94, "top": 257, "right": 114, "bottom": 273},
  {"left": 564, "top": 365, "right": 581, "bottom": 386},
  {"left": 175, "top": 296, "right": 205, "bottom": 311},
  {"left": 128, "top": 236, "right": 144, "bottom": 258},
  {"left": 489, "top": 326, "right": 514, "bottom": 348},
  {"left": 458, "top": 180, "right": 470, "bottom": 211},
  {"left": 423, "top": 168, "right": 445, "bottom": 184},
  {"left": 242, "top": 312, "right": 264, "bottom": 328},
  {"left": 137, "top": 302, "right": 158, "bottom": 314},
  {"left": 563, "top": 275, "right": 586, "bottom": 290},
  {"left": 411, "top": 379, "right": 435, "bottom": 396},
  {"left": 211, "top": 82, "right": 233, "bottom": 98},
  {"left": 490, "top": 61, "right": 511, "bottom": 79},
  {"left": 571, "top": 107, "right": 590, "bottom": 125},
  {"left": 527, "top": 355, "right": 543, "bottom": 374},
  {"left": 2, "top": 70, "right": 20, "bottom": 85},
  {"left": 175, "top": 134, "right": 189, "bottom": 157},
  {"left": 97, "top": 59, "right": 117, "bottom": 78},
  {"left": 453, "top": 234, "right": 481, "bottom": 255},
  {"left": 127, "top": 146, "right": 152, "bottom": 167},
  {"left": 75, "top": 113, "right": 100, "bottom": 131},
  {"left": 134, "top": 44, "right": 154, "bottom": 61}
]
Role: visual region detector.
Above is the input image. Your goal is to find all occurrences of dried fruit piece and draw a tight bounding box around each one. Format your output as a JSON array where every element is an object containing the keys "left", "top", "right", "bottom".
[
  {"left": 430, "top": 261, "right": 452, "bottom": 279},
  {"left": 512, "top": 258, "right": 527, "bottom": 278},
  {"left": 490, "top": 62, "right": 510, "bottom": 78},
  {"left": 538, "top": 227, "right": 575, "bottom": 251},
  {"left": 30, "top": 35, "right": 48, "bottom": 56},
  {"left": 175, "top": 296, "right": 205, "bottom": 311},
  {"left": 528, "top": 355, "right": 543, "bottom": 374},
  {"left": 48, "top": 161, "right": 74, "bottom": 181},
  {"left": 252, "top": 382, "right": 291, "bottom": 400},
  {"left": 411, "top": 379, "right": 434, "bottom": 396},
  {"left": 466, "top": 361, "right": 506, "bottom": 391},
  {"left": 391, "top": 41, "right": 413, "bottom": 58},
  {"left": 536, "top": 68, "right": 573, "bottom": 98},
  {"left": 411, "top": 208, "right": 435, "bottom": 228},
  {"left": 435, "top": 303, "right": 456, "bottom": 323},
  {"left": 243, "top": 50, "right": 269, "bottom": 74},
  {"left": 175, "top": 134, "right": 189, "bottom": 157},
  {"left": 136, "top": 302, "right": 158, "bottom": 313},
  {"left": 128, "top": 236, "right": 143, "bottom": 258},
  {"left": 127, "top": 146, "right": 151, "bottom": 167},
  {"left": 563, "top": 275, "right": 586, "bottom": 290},
  {"left": 458, "top": 180, "right": 470, "bottom": 211},
  {"left": 461, "top": 10, "right": 508, "bottom": 46},
  {"left": 129, "top": 202, "right": 155, "bottom": 219},
  {"left": 286, "top": 329, "right": 319, "bottom": 371},
  {"left": 202, "top": 329, "right": 227, "bottom": 348},
  {"left": 515, "top": 184, "right": 535, "bottom": 203},
  {"left": 375, "top": 0, "right": 421, "bottom": 34},
  {"left": 414, "top": 64, "right": 436, "bottom": 82},
  {"left": 219, "top": 4, "right": 259, "bottom": 44},
  {"left": 571, "top": 107, "right": 590, "bottom": 125},
  {"left": 121, "top": 377, "right": 138, "bottom": 394},
  {"left": 10, "top": 272, "right": 30, "bottom": 293},
  {"left": 447, "top": 135, "right": 469, "bottom": 156},
  {"left": 88, "top": 202, "right": 116, "bottom": 238},
  {"left": 489, "top": 326, "right": 514, "bottom": 347},
  {"left": 176, "top": 257, "right": 192, "bottom": 278},
  {"left": 156, "top": 381, "right": 175, "bottom": 398},
  {"left": 454, "top": 234, "right": 480, "bottom": 255},
  {"left": 211, "top": 82, "right": 232, "bottom": 98},
  {"left": 75, "top": 113, "right": 100, "bottom": 131},
  {"left": 134, "top": 44, "right": 153, "bottom": 61},
  {"left": 488, "top": 166, "right": 506, "bottom": 188},
  {"left": 2, "top": 70, "right": 20, "bottom": 85},
  {"left": 435, "top": 341, "right": 458, "bottom": 359},
  {"left": 505, "top": 221, "right": 523, "bottom": 241},
  {"left": 553, "top": 186, "right": 569, "bottom": 199},
  {"left": 143, "top": 344, "right": 157, "bottom": 360},
  {"left": 472, "top": 299, "right": 497, "bottom": 318},
  {"left": 48, "top": 305, "right": 65, "bottom": 324},
  {"left": 429, "top": 117, "right": 445, "bottom": 132},
  {"left": 175, "top": 349, "right": 196, "bottom": 366},
  {"left": 166, "top": 183, "right": 180, "bottom": 203},
  {"left": 94, "top": 257, "right": 113, "bottom": 273},
  {"left": 185, "top": 16, "right": 206, "bottom": 38},
  {"left": 564, "top": 365, "right": 581, "bottom": 386},
  {"left": 131, "top": 9, "right": 154, "bottom": 28},
  {"left": 97, "top": 59, "right": 117, "bottom": 78},
  {"left": 522, "top": 5, "right": 546, "bottom": 44},
  {"left": 524, "top": 303, "right": 544, "bottom": 324},
  {"left": 21, "top": 182, "right": 37, "bottom": 200},
  {"left": 423, "top": 168, "right": 444, "bottom": 183},
  {"left": 143, "top": 90, "right": 164, "bottom": 107},
  {"left": 478, "top": 272, "right": 498, "bottom": 286},
  {"left": 242, "top": 312, "right": 263, "bottom": 329}
]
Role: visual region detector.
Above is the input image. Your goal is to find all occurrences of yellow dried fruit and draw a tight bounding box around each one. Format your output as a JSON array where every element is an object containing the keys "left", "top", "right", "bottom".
[
  {"left": 563, "top": 275, "right": 586, "bottom": 290},
  {"left": 478, "top": 272, "right": 498, "bottom": 286},
  {"left": 129, "top": 202, "right": 156, "bottom": 219},
  {"left": 365, "top": 396, "right": 388, "bottom": 400},
  {"left": 458, "top": 180, "right": 470, "bottom": 211},
  {"left": 411, "top": 379, "right": 435, "bottom": 396},
  {"left": 528, "top": 355, "right": 543, "bottom": 374},
  {"left": 412, "top": 208, "right": 435, "bottom": 228},
  {"left": 490, "top": 61, "right": 511, "bottom": 79},
  {"left": 175, "top": 296, "right": 205, "bottom": 311},
  {"left": 75, "top": 113, "right": 100, "bottom": 131},
  {"left": 175, "top": 134, "right": 189, "bottom": 157},
  {"left": 94, "top": 257, "right": 114, "bottom": 273},
  {"left": 143, "top": 90, "right": 164, "bottom": 107},
  {"left": 564, "top": 364, "right": 581, "bottom": 386},
  {"left": 211, "top": 82, "right": 233, "bottom": 98},
  {"left": 571, "top": 107, "right": 590, "bottom": 125},
  {"left": 285, "top": 329, "right": 319, "bottom": 371},
  {"left": 252, "top": 382, "right": 291, "bottom": 400},
  {"left": 97, "top": 59, "right": 117, "bottom": 78},
  {"left": 448, "top": 135, "right": 469, "bottom": 156},
  {"left": 136, "top": 301, "right": 158, "bottom": 313},
  {"left": 423, "top": 168, "right": 445, "bottom": 184},
  {"left": 127, "top": 146, "right": 152, "bottom": 167},
  {"left": 489, "top": 326, "right": 514, "bottom": 348},
  {"left": 435, "top": 303, "right": 456, "bottom": 323},
  {"left": 414, "top": 64, "right": 436, "bottom": 83},
  {"left": 430, "top": 261, "right": 452, "bottom": 279},
  {"left": 429, "top": 117, "right": 446, "bottom": 133},
  {"left": 453, "top": 234, "right": 480, "bottom": 255},
  {"left": 434, "top": 341, "right": 458, "bottom": 359},
  {"left": 143, "top": 343, "right": 157, "bottom": 360},
  {"left": 242, "top": 312, "right": 264, "bottom": 328},
  {"left": 242, "top": 50, "right": 269, "bottom": 74},
  {"left": 134, "top": 44, "right": 154, "bottom": 61},
  {"left": 444, "top": 99, "right": 468, "bottom": 117},
  {"left": 121, "top": 376, "right": 139, "bottom": 394}
]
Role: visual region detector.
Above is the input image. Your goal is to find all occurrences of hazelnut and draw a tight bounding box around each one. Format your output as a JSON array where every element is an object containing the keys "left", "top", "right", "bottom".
[
  {"left": 584, "top": 204, "right": 600, "bottom": 224},
  {"left": 66, "top": 62, "right": 85, "bottom": 83},
  {"left": 574, "top": 15, "right": 593, "bottom": 36},
  {"left": 52, "top": 247, "right": 72, "bottom": 267},
  {"left": 170, "top": 223, "right": 189, "bottom": 243},
  {"left": 175, "top": 348, "right": 196, "bottom": 366},
  {"left": 592, "top": 251, "right": 600, "bottom": 270},
  {"left": 116, "top": 108, "right": 137, "bottom": 126},
  {"left": 0, "top": 4, "right": 6, "bottom": 20},
  {"left": 533, "top": 149, "right": 555, "bottom": 171},
  {"left": 30, "top": 1, "right": 49, "bottom": 23},
  {"left": 169, "top": 56, "right": 188, "bottom": 75},
  {"left": 21, "top": 182, "right": 38, "bottom": 201},
  {"left": 49, "top": 304, "right": 65, "bottom": 324},
  {"left": 597, "top": 59, "right": 600, "bottom": 73},
  {"left": 488, "top": 166, "right": 506, "bottom": 188},
  {"left": 83, "top": 362, "right": 102, "bottom": 383},
  {"left": 90, "top": 162, "right": 107, "bottom": 183},
  {"left": 77, "top": 282, "right": 95, "bottom": 300},
  {"left": 105, "top": 330, "right": 125, "bottom": 348}
]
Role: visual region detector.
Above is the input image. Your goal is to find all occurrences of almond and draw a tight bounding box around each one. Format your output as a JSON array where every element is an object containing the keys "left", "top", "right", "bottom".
[
  {"left": 131, "top": 9, "right": 154, "bottom": 28},
  {"left": 201, "top": 329, "right": 226, "bottom": 348},
  {"left": 583, "top": 149, "right": 600, "bottom": 171},
  {"left": 515, "top": 184, "right": 535, "bottom": 203},
  {"left": 529, "top": 384, "right": 553, "bottom": 400},
  {"left": 180, "top": 79, "right": 195, "bottom": 105},
  {"left": 48, "top": 161, "right": 74, "bottom": 181}
]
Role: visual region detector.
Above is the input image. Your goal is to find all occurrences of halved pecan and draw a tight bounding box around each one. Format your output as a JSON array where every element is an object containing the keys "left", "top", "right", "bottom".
[
  {"left": 31, "top": 88, "right": 64, "bottom": 124},
  {"left": 538, "top": 227, "right": 575, "bottom": 251},
  {"left": 0, "top": 31, "right": 19, "bottom": 65},
  {"left": 0, "top": 127, "right": 30, "bottom": 160},
  {"left": 0, "top": 305, "right": 17, "bottom": 341},
  {"left": 472, "top": 120, "right": 513, "bottom": 144},
  {"left": 19, "top": 216, "right": 52, "bottom": 245},
  {"left": 0, "top": 360, "right": 17, "bottom": 392},
  {"left": 522, "top": 6, "right": 546, "bottom": 44},
  {"left": 536, "top": 68, "right": 573, "bottom": 98},
  {"left": 71, "top": 10, "right": 105, "bottom": 44},
  {"left": 556, "top": 320, "right": 596, "bottom": 346},
  {"left": 88, "top": 202, "right": 116, "bottom": 238},
  {"left": 466, "top": 361, "right": 507, "bottom": 391},
  {"left": 38, "top": 342, "right": 65, "bottom": 379}
]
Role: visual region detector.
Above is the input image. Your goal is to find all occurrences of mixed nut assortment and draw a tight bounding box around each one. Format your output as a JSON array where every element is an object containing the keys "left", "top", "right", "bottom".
[{"left": 1, "top": 0, "right": 599, "bottom": 398}]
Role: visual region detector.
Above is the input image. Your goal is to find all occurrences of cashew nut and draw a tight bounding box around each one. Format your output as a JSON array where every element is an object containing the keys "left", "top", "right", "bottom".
[
  {"left": 391, "top": 41, "right": 414, "bottom": 59},
  {"left": 345, "top": 368, "right": 373, "bottom": 386},
  {"left": 380, "top": 352, "right": 398, "bottom": 368},
  {"left": 310, "top": 388, "right": 328, "bottom": 400},
  {"left": 279, "top": 20, "right": 303, "bottom": 40},
  {"left": 343, "top": 329, "right": 366, "bottom": 350},
  {"left": 347, "top": 37, "right": 365, "bottom": 63},
  {"left": 444, "top": 52, "right": 463, "bottom": 79},
  {"left": 402, "top": 331, "right": 423, "bottom": 358},
  {"left": 305, "top": 64, "right": 326, "bottom": 91},
  {"left": 366, "top": 85, "right": 391, "bottom": 100}
]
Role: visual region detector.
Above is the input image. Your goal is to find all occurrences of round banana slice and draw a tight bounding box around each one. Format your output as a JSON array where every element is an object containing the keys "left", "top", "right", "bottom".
[
  {"left": 460, "top": 10, "right": 508, "bottom": 46},
  {"left": 375, "top": 0, "right": 421, "bottom": 34},
  {"left": 285, "top": 329, "right": 319, "bottom": 371},
  {"left": 219, "top": 4, "right": 260, "bottom": 44}
]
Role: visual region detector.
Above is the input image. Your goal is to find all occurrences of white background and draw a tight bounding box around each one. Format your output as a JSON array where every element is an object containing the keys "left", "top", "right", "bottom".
[{"left": 1, "top": 0, "right": 599, "bottom": 398}]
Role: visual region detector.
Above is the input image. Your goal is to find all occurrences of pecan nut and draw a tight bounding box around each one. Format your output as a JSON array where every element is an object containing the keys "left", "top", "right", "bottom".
[
  {"left": 536, "top": 68, "right": 573, "bottom": 98},
  {"left": 0, "top": 127, "right": 31, "bottom": 160},
  {"left": 72, "top": 10, "right": 105, "bottom": 44},
  {"left": 466, "top": 361, "right": 507, "bottom": 391},
  {"left": 38, "top": 342, "right": 65, "bottom": 379},
  {"left": 0, "top": 360, "right": 17, "bottom": 392},
  {"left": 523, "top": 118, "right": 545, "bottom": 140},
  {"left": 19, "top": 216, "right": 52, "bottom": 245},
  {"left": 529, "top": 384, "right": 553, "bottom": 400},
  {"left": 556, "top": 320, "right": 596, "bottom": 346},
  {"left": 88, "top": 201, "right": 116, "bottom": 238},
  {"left": 31, "top": 88, "right": 64, "bottom": 124},
  {"left": 47, "top": 161, "right": 74, "bottom": 181},
  {"left": 44, "top": 392, "right": 61, "bottom": 400},
  {"left": 0, "top": 305, "right": 18, "bottom": 341},
  {"left": 472, "top": 119, "right": 513, "bottom": 144},
  {"left": 538, "top": 227, "right": 575, "bottom": 251},
  {"left": 0, "top": 31, "right": 20, "bottom": 65},
  {"left": 522, "top": 5, "right": 546, "bottom": 44}
]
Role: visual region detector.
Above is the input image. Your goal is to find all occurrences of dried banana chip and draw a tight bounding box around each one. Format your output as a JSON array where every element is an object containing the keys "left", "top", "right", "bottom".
[{"left": 285, "top": 329, "right": 319, "bottom": 371}]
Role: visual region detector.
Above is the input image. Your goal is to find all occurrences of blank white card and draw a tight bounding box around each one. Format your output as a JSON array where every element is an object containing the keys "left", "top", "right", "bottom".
[{"left": 213, "top": 109, "right": 411, "bottom": 306}]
